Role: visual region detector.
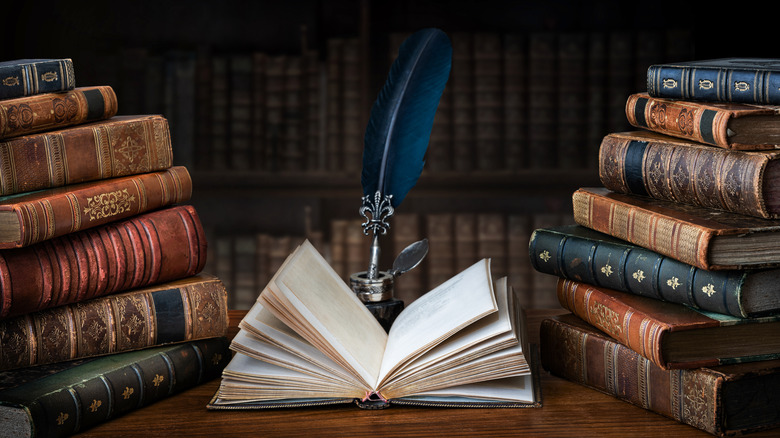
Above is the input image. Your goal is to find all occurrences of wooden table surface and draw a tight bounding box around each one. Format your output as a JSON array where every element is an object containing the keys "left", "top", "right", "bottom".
[{"left": 75, "top": 309, "right": 775, "bottom": 437}]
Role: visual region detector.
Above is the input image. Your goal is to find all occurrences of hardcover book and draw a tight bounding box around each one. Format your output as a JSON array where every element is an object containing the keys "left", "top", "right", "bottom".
[
  {"left": 556, "top": 278, "right": 780, "bottom": 370},
  {"left": 0, "top": 273, "right": 228, "bottom": 370},
  {"left": 625, "top": 92, "right": 780, "bottom": 150},
  {"left": 0, "top": 337, "right": 232, "bottom": 438},
  {"left": 529, "top": 224, "right": 780, "bottom": 318},
  {"left": 599, "top": 130, "right": 780, "bottom": 219},
  {"left": 0, "top": 58, "right": 75, "bottom": 100},
  {"left": 0, "top": 204, "right": 207, "bottom": 319},
  {"left": 647, "top": 58, "right": 780, "bottom": 105},
  {"left": 540, "top": 313, "right": 780, "bottom": 437},
  {"left": 0, "top": 166, "right": 192, "bottom": 248},
  {"left": 0, "top": 115, "right": 173, "bottom": 197},
  {"left": 208, "top": 240, "right": 540, "bottom": 409},
  {"left": 0, "top": 86, "right": 118, "bottom": 139},
  {"left": 572, "top": 186, "right": 780, "bottom": 270}
]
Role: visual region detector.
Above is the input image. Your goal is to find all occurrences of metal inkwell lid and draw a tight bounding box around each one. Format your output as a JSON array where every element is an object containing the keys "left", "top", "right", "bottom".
[{"left": 350, "top": 238, "right": 428, "bottom": 303}]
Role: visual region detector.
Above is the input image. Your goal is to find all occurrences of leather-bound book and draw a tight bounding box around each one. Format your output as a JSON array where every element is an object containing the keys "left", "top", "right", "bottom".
[
  {"left": 0, "top": 166, "right": 191, "bottom": 248},
  {"left": 0, "top": 115, "right": 173, "bottom": 197},
  {"left": 0, "top": 337, "right": 231, "bottom": 438},
  {"left": 626, "top": 93, "right": 780, "bottom": 150},
  {"left": 529, "top": 224, "right": 780, "bottom": 318},
  {"left": 0, "top": 273, "right": 228, "bottom": 370},
  {"left": 556, "top": 278, "right": 780, "bottom": 370},
  {"left": 0, "top": 204, "right": 207, "bottom": 319},
  {"left": 572, "top": 186, "right": 780, "bottom": 270},
  {"left": 0, "top": 86, "right": 118, "bottom": 139},
  {"left": 540, "top": 313, "right": 780, "bottom": 437},
  {"left": 0, "top": 58, "right": 75, "bottom": 100},
  {"left": 599, "top": 130, "right": 780, "bottom": 219}
]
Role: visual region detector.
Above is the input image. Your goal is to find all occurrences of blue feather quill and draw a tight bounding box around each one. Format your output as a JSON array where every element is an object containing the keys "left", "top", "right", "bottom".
[{"left": 361, "top": 28, "right": 452, "bottom": 209}]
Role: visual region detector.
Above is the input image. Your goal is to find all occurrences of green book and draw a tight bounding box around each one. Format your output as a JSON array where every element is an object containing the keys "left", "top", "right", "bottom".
[{"left": 0, "top": 337, "right": 231, "bottom": 438}]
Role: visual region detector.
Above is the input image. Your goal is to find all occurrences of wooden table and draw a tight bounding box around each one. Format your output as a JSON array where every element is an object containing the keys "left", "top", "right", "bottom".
[{"left": 76, "top": 310, "right": 774, "bottom": 437}]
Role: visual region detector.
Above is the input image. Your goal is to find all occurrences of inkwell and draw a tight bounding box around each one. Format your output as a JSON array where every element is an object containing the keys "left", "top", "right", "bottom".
[{"left": 350, "top": 28, "right": 452, "bottom": 331}]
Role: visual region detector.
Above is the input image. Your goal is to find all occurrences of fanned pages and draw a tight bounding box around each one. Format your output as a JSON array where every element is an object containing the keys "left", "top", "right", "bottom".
[{"left": 208, "top": 240, "right": 539, "bottom": 409}]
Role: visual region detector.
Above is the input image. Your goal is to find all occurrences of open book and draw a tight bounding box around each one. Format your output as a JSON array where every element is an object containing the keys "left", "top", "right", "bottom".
[{"left": 207, "top": 240, "right": 540, "bottom": 409}]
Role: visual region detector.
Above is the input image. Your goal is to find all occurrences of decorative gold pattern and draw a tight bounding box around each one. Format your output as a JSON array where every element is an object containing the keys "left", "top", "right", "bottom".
[
  {"left": 153, "top": 374, "right": 165, "bottom": 387},
  {"left": 57, "top": 412, "right": 69, "bottom": 426},
  {"left": 123, "top": 386, "right": 135, "bottom": 399},
  {"left": 2, "top": 76, "right": 19, "bottom": 87},
  {"left": 539, "top": 250, "right": 551, "bottom": 263},
  {"left": 662, "top": 78, "right": 678, "bottom": 89},
  {"left": 41, "top": 71, "right": 59, "bottom": 82},
  {"left": 83, "top": 188, "right": 136, "bottom": 221},
  {"left": 734, "top": 81, "right": 750, "bottom": 92},
  {"left": 667, "top": 277, "right": 681, "bottom": 289},
  {"left": 698, "top": 79, "right": 713, "bottom": 90},
  {"left": 589, "top": 301, "right": 623, "bottom": 338},
  {"left": 701, "top": 284, "right": 716, "bottom": 297},
  {"left": 89, "top": 399, "right": 102, "bottom": 412},
  {"left": 632, "top": 270, "right": 645, "bottom": 282},
  {"left": 212, "top": 353, "right": 223, "bottom": 366},
  {"left": 601, "top": 264, "right": 613, "bottom": 277}
]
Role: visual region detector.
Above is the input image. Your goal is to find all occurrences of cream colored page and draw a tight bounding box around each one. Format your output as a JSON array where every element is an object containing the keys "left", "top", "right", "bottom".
[
  {"left": 406, "top": 375, "right": 535, "bottom": 402},
  {"left": 272, "top": 240, "right": 388, "bottom": 388},
  {"left": 377, "top": 259, "right": 497, "bottom": 384}
]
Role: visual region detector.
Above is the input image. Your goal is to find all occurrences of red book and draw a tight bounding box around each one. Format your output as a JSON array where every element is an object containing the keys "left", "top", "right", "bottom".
[{"left": 0, "top": 204, "right": 207, "bottom": 319}]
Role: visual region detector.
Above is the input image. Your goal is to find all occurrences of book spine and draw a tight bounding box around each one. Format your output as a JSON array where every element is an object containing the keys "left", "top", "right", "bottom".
[
  {"left": 571, "top": 188, "right": 713, "bottom": 270},
  {"left": 502, "top": 33, "right": 526, "bottom": 170},
  {"left": 647, "top": 64, "right": 780, "bottom": 105},
  {"left": 449, "top": 32, "right": 475, "bottom": 173},
  {"left": 556, "top": 32, "right": 587, "bottom": 169},
  {"left": 473, "top": 33, "right": 503, "bottom": 171},
  {"left": 229, "top": 54, "right": 253, "bottom": 171},
  {"left": 527, "top": 32, "right": 557, "bottom": 168},
  {"left": 555, "top": 278, "right": 672, "bottom": 369},
  {"left": 0, "top": 59, "right": 75, "bottom": 100},
  {"left": 0, "top": 275, "right": 228, "bottom": 370},
  {"left": 598, "top": 133, "right": 773, "bottom": 219},
  {"left": 0, "top": 115, "right": 173, "bottom": 196},
  {"left": 539, "top": 317, "right": 722, "bottom": 436},
  {"left": 21, "top": 337, "right": 231, "bottom": 437},
  {"left": 0, "top": 86, "right": 118, "bottom": 139},
  {"left": 528, "top": 228, "right": 750, "bottom": 317},
  {"left": 5, "top": 166, "right": 192, "bottom": 248},
  {"left": 0, "top": 204, "right": 208, "bottom": 319},
  {"left": 625, "top": 93, "right": 736, "bottom": 148}
]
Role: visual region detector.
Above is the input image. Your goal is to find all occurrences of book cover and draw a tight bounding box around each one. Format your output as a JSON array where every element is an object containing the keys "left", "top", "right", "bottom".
[
  {"left": 0, "top": 166, "right": 192, "bottom": 248},
  {"left": 0, "top": 273, "right": 228, "bottom": 370},
  {"left": 529, "top": 224, "right": 780, "bottom": 318},
  {"left": 599, "top": 130, "right": 780, "bottom": 219},
  {"left": 207, "top": 241, "right": 540, "bottom": 410},
  {"left": 540, "top": 313, "right": 780, "bottom": 437},
  {"left": 556, "top": 278, "right": 780, "bottom": 370},
  {"left": 0, "top": 337, "right": 232, "bottom": 438},
  {"left": 572, "top": 186, "right": 780, "bottom": 270},
  {"left": 0, "top": 204, "right": 207, "bottom": 319},
  {"left": 0, "top": 58, "right": 75, "bottom": 100},
  {"left": 0, "top": 114, "right": 173, "bottom": 196},
  {"left": 625, "top": 92, "right": 780, "bottom": 150},
  {"left": 647, "top": 58, "right": 780, "bottom": 105},
  {"left": 0, "top": 86, "right": 118, "bottom": 140}
]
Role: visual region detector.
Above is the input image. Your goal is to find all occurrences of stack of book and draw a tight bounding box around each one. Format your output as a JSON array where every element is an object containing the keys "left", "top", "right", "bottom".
[
  {"left": 529, "top": 58, "right": 780, "bottom": 436},
  {"left": 0, "top": 58, "right": 232, "bottom": 437}
]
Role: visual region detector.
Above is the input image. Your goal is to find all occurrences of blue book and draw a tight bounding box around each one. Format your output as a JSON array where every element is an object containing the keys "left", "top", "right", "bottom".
[
  {"left": 647, "top": 58, "right": 780, "bottom": 105},
  {"left": 0, "top": 59, "right": 75, "bottom": 100}
]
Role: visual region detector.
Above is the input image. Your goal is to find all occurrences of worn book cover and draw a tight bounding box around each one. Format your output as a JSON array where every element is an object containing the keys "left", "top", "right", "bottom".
[{"left": 0, "top": 58, "right": 75, "bottom": 100}]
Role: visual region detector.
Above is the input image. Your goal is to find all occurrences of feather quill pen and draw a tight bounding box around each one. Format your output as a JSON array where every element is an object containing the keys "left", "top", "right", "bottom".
[{"left": 359, "top": 28, "right": 452, "bottom": 279}]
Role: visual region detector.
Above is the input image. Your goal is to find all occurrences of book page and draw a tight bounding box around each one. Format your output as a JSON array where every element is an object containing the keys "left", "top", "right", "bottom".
[
  {"left": 400, "top": 375, "right": 535, "bottom": 403},
  {"left": 377, "top": 259, "right": 498, "bottom": 385},
  {"left": 266, "top": 240, "right": 388, "bottom": 389}
]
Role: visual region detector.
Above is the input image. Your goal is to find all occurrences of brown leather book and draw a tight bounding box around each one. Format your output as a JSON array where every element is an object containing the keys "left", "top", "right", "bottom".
[
  {"left": 540, "top": 313, "right": 780, "bottom": 437},
  {"left": 0, "top": 204, "right": 207, "bottom": 319},
  {"left": 599, "top": 130, "right": 780, "bottom": 219},
  {"left": 0, "top": 114, "right": 173, "bottom": 196},
  {"left": 572, "top": 186, "right": 780, "bottom": 270},
  {"left": 555, "top": 278, "right": 780, "bottom": 370},
  {"left": 626, "top": 92, "right": 780, "bottom": 150},
  {"left": 0, "top": 273, "right": 228, "bottom": 370},
  {"left": 0, "top": 86, "right": 118, "bottom": 139},
  {"left": 0, "top": 166, "right": 192, "bottom": 248}
]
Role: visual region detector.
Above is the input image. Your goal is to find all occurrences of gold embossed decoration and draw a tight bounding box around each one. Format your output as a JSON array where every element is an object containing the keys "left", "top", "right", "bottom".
[{"left": 83, "top": 189, "right": 136, "bottom": 221}]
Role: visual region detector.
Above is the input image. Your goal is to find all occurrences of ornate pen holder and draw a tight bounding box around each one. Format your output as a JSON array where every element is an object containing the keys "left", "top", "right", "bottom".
[{"left": 350, "top": 271, "right": 403, "bottom": 332}]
